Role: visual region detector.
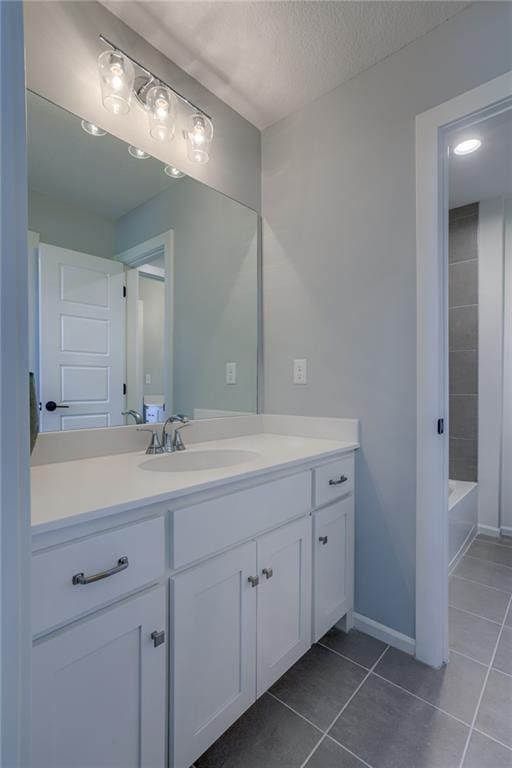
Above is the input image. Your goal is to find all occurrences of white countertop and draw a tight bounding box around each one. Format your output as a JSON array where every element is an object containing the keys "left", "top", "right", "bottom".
[{"left": 31, "top": 432, "right": 358, "bottom": 533}]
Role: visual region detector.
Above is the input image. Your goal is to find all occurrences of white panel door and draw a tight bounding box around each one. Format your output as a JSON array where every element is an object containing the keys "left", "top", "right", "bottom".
[
  {"left": 32, "top": 586, "right": 166, "bottom": 768},
  {"left": 171, "top": 542, "right": 257, "bottom": 768},
  {"left": 39, "top": 244, "right": 125, "bottom": 431},
  {"left": 256, "top": 516, "right": 312, "bottom": 696},
  {"left": 312, "top": 497, "right": 354, "bottom": 642}
]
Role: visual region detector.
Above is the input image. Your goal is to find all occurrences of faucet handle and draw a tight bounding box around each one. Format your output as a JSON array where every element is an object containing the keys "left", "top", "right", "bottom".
[{"left": 137, "top": 428, "right": 164, "bottom": 454}]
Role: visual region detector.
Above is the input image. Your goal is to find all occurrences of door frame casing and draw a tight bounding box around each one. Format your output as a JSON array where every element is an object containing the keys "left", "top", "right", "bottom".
[
  {"left": 415, "top": 71, "right": 512, "bottom": 667},
  {"left": 117, "top": 230, "right": 174, "bottom": 418}
]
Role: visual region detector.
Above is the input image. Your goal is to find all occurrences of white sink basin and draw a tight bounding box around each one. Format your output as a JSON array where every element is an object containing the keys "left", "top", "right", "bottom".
[{"left": 139, "top": 449, "right": 260, "bottom": 473}]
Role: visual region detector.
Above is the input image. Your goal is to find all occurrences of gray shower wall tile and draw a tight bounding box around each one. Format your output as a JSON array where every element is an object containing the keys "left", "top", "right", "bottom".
[
  {"left": 449, "top": 212, "right": 478, "bottom": 263},
  {"left": 449, "top": 259, "right": 478, "bottom": 308},
  {"left": 450, "top": 438, "right": 477, "bottom": 482},
  {"left": 450, "top": 395, "right": 478, "bottom": 439},
  {"left": 450, "top": 350, "right": 478, "bottom": 394},
  {"left": 449, "top": 203, "right": 479, "bottom": 223},
  {"left": 449, "top": 305, "right": 478, "bottom": 350}
]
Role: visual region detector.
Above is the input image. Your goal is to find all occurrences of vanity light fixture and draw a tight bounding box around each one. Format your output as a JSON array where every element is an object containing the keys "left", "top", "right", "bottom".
[
  {"left": 185, "top": 113, "right": 213, "bottom": 164},
  {"left": 97, "top": 49, "right": 135, "bottom": 115},
  {"left": 128, "top": 145, "right": 150, "bottom": 159},
  {"left": 146, "top": 84, "right": 177, "bottom": 142},
  {"left": 453, "top": 138, "right": 482, "bottom": 156},
  {"left": 164, "top": 165, "right": 186, "bottom": 179},
  {"left": 98, "top": 35, "right": 214, "bottom": 162},
  {"left": 81, "top": 120, "right": 107, "bottom": 137}
]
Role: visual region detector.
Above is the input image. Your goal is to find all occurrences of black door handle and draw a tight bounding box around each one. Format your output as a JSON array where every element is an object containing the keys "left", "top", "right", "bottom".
[{"left": 45, "top": 401, "right": 70, "bottom": 412}]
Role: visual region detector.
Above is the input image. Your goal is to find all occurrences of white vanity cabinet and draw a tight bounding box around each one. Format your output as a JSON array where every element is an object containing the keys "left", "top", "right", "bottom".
[
  {"left": 31, "top": 444, "right": 356, "bottom": 768},
  {"left": 171, "top": 515, "right": 312, "bottom": 768},
  {"left": 312, "top": 496, "right": 354, "bottom": 642},
  {"left": 32, "top": 586, "right": 166, "bottom": 768}
]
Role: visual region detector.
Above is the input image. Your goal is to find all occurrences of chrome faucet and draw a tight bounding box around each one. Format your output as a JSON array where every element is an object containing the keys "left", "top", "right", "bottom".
[
  {"left": 161, "top": 414, "right": 191, "bottom": 452},
  {"left": 137, "top": 428, "right": 164, "bottom": 454},
  {"left": 122, "top": 409, "right": 143, "bottom": 425}
]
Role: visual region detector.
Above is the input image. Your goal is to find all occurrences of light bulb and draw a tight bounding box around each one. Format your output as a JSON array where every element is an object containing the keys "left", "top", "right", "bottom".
[
  {"left": 146, "top": 85, "right": 177, "bottom": 142},
  {"left": 97, "top": 50, "right": 135, "bottom": 116},
  {"left": 453, "top": 138, "right": 482, "bottom": 156},
  {"left": 186, "top": 113, "right": 213, "bottom": 164},
  {"left": 81, "top": 120, "right": 107, "bottom": 137},
  {"left": 128, "top": 146, "right": 150, "bottom": 159},
  {"left": 164, "top": 165, "right": 185, "bottom": 178}
]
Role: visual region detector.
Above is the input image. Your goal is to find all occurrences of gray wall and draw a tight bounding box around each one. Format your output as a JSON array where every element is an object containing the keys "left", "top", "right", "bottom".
[
  {"left": 23, "top": 1, "right": 261, "bottom": 212},
  {"left": 262, "top": 2, "right": 512, "bottom": 637},
  {"left": 28, "top": 189, "right": 116, "bottom": 259},
  {"left": 117, "top": 179, "right": 258, "bottom": 417},
  {"left": 139, "top": 275, "right": 165, "bottom": 397},
  {"left": 449, "top": 204, "right": 479, "bottom": 482}
]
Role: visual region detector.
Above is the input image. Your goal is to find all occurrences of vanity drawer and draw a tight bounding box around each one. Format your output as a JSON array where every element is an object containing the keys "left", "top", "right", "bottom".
[
  {"left": 314, "top": 454, "right": 354, "bottom": 508},
  {"left": 32, "top": 517, "right": 165, "bottom": 636},
  {"left": 170, "top": 471, "right": 312, "bottom": 569}
]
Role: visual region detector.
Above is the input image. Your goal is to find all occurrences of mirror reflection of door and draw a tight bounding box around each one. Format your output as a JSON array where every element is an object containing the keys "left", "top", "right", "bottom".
[{"left": 38, "top": 244, "right": 125, "bottom": 432}]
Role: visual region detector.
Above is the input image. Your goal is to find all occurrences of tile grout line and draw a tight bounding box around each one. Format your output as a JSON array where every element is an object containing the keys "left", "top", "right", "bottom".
[
  {"left": 325, "top": 734, "right": 375, "bottom": 768},
  {"left": 300, "top": 647, "right": 389, "bottom": 768},
  {"left": 461, "top": 554, "right": 512, "bottom": 573},
  {"left": 370, "top": 671, "right": 472, "bottom": 729},
  {"left": 266, "top": 691, "right": 324, "bottom": 735},
  {"left": 451, "top": 573, "right": 512, "bottom": 594},
  {"left": 448, "top": 603, "right": 504, "bottom": 626},
  {"left": 458, "top": 592, "right": 512, "bottom": 768},
  {"left": 472, "top": 727, "right": 512, "bottom": 753},
  {"left": 449, "top": 647, "right": 492, "bottom": 670},
  {"left": 316, "top": 642, "right": 372, "bottom": 672}
]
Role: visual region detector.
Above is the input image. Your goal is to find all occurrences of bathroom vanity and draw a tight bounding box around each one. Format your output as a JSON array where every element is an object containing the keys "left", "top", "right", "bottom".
[{"left": 30, "top": 416, "right": 358, "bottom": 768}]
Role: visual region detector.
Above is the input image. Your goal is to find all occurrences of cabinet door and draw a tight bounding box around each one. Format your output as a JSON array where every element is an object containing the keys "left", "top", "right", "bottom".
[
  {"left": 32, "top": 586, "right": 166, "bottom": 768},
  {"left": 171, "top": 542, "right": 257, "bottom": 768},
  {"left": 313, "top": 496, "right": 354, "bottom": 642},
  {"left": 256, "top": 516, "right": 312, "bottom": 696}
]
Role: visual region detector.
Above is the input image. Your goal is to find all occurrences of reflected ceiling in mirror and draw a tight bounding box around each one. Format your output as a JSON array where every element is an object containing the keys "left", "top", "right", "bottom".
[{"left": 27, "top": 91, "right": 259, "bottom": 433}]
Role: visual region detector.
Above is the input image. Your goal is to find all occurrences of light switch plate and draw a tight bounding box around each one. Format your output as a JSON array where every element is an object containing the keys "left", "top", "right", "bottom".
[
  {"left": 293, "top": 358, "right": 307, "bottom": 384},
  {"left": 226, "top": 362, "right": 237, "bottom": 384}
]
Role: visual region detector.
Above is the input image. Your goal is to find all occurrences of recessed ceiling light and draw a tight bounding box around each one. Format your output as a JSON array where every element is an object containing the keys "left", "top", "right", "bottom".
[
  {"left": 81, "top": 120, "right": 107, "bottom": 137},
  {"left": 453, "top": 138, "right": 482, "bottom": 156},
  {"left": 128, "top": 145, "right": 150, "bottom": 159},
  {"left": 164, "top": 165, "right": 185, "bottom": 178}
]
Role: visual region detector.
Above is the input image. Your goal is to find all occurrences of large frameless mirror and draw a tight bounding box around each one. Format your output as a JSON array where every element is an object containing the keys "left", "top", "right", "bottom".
[{"left": 27, "top": 91, "right": 259, "bottom": 432}]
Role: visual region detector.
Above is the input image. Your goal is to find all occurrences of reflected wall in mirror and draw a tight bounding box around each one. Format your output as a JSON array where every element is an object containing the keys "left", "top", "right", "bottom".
[{"left": 27, "top": 91, "right": 259, "bottom": 432}]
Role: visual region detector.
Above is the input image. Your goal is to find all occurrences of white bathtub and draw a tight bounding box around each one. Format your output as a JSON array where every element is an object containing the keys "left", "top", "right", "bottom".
[{"left": 449, "top": 479, "right": 478, "bottom": 567}]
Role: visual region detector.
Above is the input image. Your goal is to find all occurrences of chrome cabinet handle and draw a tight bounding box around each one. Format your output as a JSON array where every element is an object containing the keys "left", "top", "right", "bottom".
[
  {"left": 72, "top": 556, "right": 129, "bottom": 585},
  {"left": 248, "top": 575, "right": 259, "bottom": 587},
  {"left": 329, "top": 475, "right": 348, "bottom": 486},
  {"left": 318, "top": 536, "right": 328, "bottom": 545},
  {"left": 262, "top": 567, "right": 273, "bottom": 580},
  {"left": 151, "top": 630, "right": 165, "bottom": 648}
]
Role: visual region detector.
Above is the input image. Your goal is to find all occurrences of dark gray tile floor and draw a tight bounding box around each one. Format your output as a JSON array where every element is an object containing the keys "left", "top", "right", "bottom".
[{"left": 195, "top": 534, "right": 512, "bottom": 768}]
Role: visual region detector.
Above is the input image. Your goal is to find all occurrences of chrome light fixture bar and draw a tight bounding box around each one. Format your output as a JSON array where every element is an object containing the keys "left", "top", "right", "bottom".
[{"left": 98, "top": 35, "right": 212, "bottom": 122}]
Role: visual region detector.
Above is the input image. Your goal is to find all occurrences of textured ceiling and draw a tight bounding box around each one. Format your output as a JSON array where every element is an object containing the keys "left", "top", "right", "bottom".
[
  {"left": 101, "top": 0, "right": 472, "bottom": 129},
  {"left": 449, "top": 108, "right": 512, "bottom": 208}
]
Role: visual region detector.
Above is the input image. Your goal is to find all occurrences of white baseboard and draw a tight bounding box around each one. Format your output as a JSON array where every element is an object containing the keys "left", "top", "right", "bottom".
[
  {"left": 449, "top": 525, "right": 477, "bottom": 574},
  {"left": 478, "top": 524, "right": 501, "bottom": 538},
  {"left": 501, "top": 526, "right": 512, "bottom": 538},
  {"left": 353, "top": 612, "right": 416, "bottom": 656}
]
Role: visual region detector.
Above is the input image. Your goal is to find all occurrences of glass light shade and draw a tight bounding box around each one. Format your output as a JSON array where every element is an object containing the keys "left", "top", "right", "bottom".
[
  {"left": 81, "top": 120, "right": 107, "bottom": 137},
  {"left": 186, "top": 113, "right": 213, "bottom": 164},
  {"left": 128, "top": 146, "right": 150, "bottom": 159},
  {"left": 147, "top": 85, "right": 177, "bottom": 142},
  {"left": 98, "top": 50, "right": 135, "bottom": 116},
  {"left": 164, "top": 165, "right": 185, "bottom": 178}
]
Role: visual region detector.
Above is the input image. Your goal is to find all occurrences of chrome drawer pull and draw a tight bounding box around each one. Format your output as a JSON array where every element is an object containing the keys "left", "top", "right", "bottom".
[
  {"left": 248, "top": 575, "right": 259, "bottom": 588},
  {"left": 329, "top": 475, "right": 348, "bottom": 486},
  {"left": 319, "top": 536, "right": 328, "bottom": 545},
  {"left": 262, "top": 567, "right": 273, "bottom": 580},
  {"left": 72, "top": 556, "right": 129, "bottom": 585}
]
